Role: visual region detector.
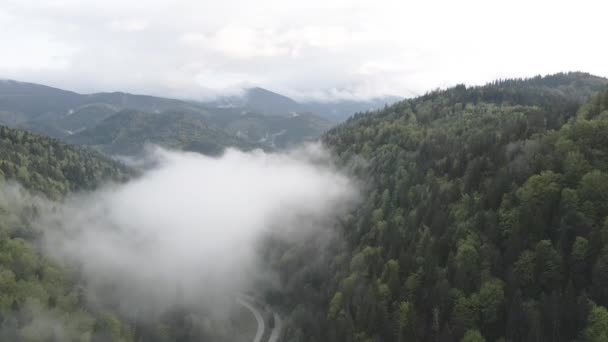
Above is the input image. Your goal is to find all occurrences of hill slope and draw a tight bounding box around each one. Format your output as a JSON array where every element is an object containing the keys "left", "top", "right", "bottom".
[
  {"left": 0, "top": 125, "right": 129, "bottom": 197},
  {"left": 66, "top": 110, "right": 259, "bottom": 155},
  {"left": 273, "top": 72, "right": 608, "bottom": 341},
  {"left": 206, "top": 86, "right": 400, "bottom": 122},
  {"left": 0, "top": 124, "right": 136, "bottom": 340},
  {"left": 202, "top": 108, "right": 333, "bottom": 148},
  {"left": 0, "top": 80, "right": 204, "bottom": 124}
]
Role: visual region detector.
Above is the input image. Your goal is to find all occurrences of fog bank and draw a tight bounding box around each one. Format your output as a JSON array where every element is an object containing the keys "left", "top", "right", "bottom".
[{"left": 36, "top": 144, "right": 357, "bottom": 318}]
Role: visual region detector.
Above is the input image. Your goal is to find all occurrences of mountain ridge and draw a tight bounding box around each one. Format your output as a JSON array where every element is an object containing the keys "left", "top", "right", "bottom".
[
  {"left": 0, "top": 80, "right": 348, "bottom": 151},
  {"left": 274, "top": 71, "right": 608, "bottom": 342}
]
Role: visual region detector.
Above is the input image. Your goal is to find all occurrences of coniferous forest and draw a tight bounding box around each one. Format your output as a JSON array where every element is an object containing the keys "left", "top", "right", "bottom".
[
  {"left": 1, "top": 72, "right": 608, "bottom": 341},
  {"left": 273, "top": 72, "right": 608, "bottom": 341}
]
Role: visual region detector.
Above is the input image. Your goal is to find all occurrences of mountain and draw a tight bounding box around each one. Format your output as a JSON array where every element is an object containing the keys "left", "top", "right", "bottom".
[
  {"left": 53, "top": 103, "right": 118, "bottom": 133},
  {"left": 244, "top": 87, "right": 303, "bottom": 115},
  {"left": 66, "top": 109, "right": 259, "bottom": 156},
  {"left": 301, "top": 96, "right": 402, "bottom": 122},
  {"left": 200, "top": 107, "right": 333, "bottom": 148},
  {"left": 0, "top": 80, "right": 203, "bottom": 124},
  {"left": 206, "top": 87, "right": 400, "bottom": 122},
  {"left": 273, "top": 72, "right": 608, "bottom": 341},
  {"left": 0, "top": 80, "right": 212, "bottom": 139},
  {"left": 207, "top": 87, "right": 306, "bottom": 117},
  {"left": 0, "top": 81, "right": 340, "bottom": 150}
]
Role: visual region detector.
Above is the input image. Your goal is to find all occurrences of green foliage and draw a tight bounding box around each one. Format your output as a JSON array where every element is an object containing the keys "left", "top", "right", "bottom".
[
  {"left": 461, "top": 329, "right": 485, "bottom": 342},
  {"left": 452, "top": 293, "right": 479, "bottom": 335},
  {"left": 276, "top": 74, "right": 608, "bottom": 341},
  {"left": 478, "top": 280, "right": 504, "bottom": 325},
  {"left": 586, "top": 305, "right": 608, "bottom": 342},
  {"left": 328, "top": 292, "right": 344, "bottom": 320},
  {"left": 0, "top": 125, "right": 128, "bottom": 197},
  {"left": 578, "top": 170, "right": 608, "bottom": 219},
  {"left": 513, "top": 250, "right": 536, "bottom": 293},
  {"left": 0, "top": 126, "right": 135, "bottom": 340}
]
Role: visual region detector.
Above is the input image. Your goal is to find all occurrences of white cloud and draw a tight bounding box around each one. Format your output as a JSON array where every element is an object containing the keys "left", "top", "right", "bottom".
[
  {"left": 34, "top": 145, "right": 358, "bottom": 317},
  {"left": 0, "top": 0, "right": 606, "bottom": 101},
  {"left": 0, "top": 9, "right": 76, "bottom": 70},
  {"left": 108, "top": 19, "right": 148, "bottom": 32}
]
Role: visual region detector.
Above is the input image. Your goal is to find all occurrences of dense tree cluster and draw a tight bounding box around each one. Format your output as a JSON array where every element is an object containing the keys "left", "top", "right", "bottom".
[
  {"left": 0, "top": 126, "right": 129, "bottom": 198},
  {"left": 0, "top": 126, "right": 134, "bottom": 340},
  {"left": 275, "top": 73, "right": 608, "bottom": 341}
]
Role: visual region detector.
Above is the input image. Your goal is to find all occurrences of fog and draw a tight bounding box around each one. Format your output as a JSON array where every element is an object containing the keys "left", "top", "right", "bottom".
[{"left": 35, "top": 144, "right": 357, "bottom": 319}]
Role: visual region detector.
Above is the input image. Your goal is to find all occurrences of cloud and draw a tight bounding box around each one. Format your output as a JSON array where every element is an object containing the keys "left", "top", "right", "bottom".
[
  {"left": 0, "top": 0, "right": 606, "bottom": 100},
  {"left": 108, "top": 19, "right": 148, "bottom": 32},
  {"left": 34, "top": 144, "right": 358, "bottom": 318},
  {"left": 189, "top": 27, "right": 290, "bottom": 59}
]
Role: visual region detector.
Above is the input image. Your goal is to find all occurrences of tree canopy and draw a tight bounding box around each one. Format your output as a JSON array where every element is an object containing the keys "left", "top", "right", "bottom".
[{"left": 275, "top": 73, "right": 608, "bottom": 341}]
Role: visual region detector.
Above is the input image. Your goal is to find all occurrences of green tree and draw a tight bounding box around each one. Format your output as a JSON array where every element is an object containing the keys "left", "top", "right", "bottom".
[
  {"left": 586, "top": 305, "right": 608, "bottom": 342},
  {"left": 328, "top": 292, "right": 344, "bottom": 320},
  {"left": 461, "top": 329, "right": 485, "bottom": 342},
  {"left": 534, "top": 240, "right": 562, "bottom": 292},
  {"left": 578, "top": 171, "right": 608, "bottom": 220},
  {"left": 571, "top": 237, "right": 589, "bottom": 289},
  {"left": 516, "top": 171, "right": 562, "bottom": 243},
  {"left": 452, "top": 293, "right": 479, "bottom": 337},
  {"left": 478, "top": 279, "right": 504, "bottom": 327},
  {"left": 512, "top": 250, "right": 536, "bottom": 294}
]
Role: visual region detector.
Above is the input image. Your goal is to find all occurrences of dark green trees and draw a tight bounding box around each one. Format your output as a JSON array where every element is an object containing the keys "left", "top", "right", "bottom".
[
  {"left": 277, "top": 74, "right": 608, "bottom": 341},
  {"left": 0, "top": 125, "right": 128, "bottom": 197}
]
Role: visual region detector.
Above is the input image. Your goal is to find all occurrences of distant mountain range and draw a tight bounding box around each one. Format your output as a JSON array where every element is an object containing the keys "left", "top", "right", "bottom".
[
  {"left": 0, "top": 80, "right": 397, "bottom": 155},
  {"left": 206, "top": 86, "right": 401, "bottom": 121}
]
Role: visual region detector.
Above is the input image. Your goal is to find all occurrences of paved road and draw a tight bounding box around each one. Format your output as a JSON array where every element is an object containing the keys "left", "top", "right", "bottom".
[
  {"left": 268, "top": 311, "right": 283, "bottom": 342},
  {"left": 236, "top": 297, "right": 265, "bottom": 342}
]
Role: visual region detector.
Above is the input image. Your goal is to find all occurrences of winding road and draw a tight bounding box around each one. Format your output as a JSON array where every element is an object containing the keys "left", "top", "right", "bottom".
[
  {"left": 268, "top": 311, "right": 283, "bottom": 342},
  {"left": 236, "top": 295, "right": 282, "bottom": 342},
  {"left": 236, "top": 297, "right": 265, "bottom": 342}
]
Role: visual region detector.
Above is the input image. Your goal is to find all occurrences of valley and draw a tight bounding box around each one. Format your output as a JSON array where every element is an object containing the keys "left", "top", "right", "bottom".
[
  {"left": 1, "top": 72, "right": 608, "bottom": 341},
  {"left": 2, "top": 0, "right": 607, "bottom": 340}
]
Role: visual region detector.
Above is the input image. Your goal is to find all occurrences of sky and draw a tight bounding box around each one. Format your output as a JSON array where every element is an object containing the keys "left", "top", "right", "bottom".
[{"left": 0, "top": 0, "right": 607, "bottom": 101}]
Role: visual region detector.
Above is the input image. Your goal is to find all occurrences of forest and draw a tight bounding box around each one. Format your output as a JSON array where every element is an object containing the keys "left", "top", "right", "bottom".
[
  {"left": 272, "top": 72, "right": 608, "bottom": 341},
  {"left": 1, "top": 72, "right": 608, "bottom": 341},
  {"left": 0, "top": 127, "right": 134, "bottom": 340}
]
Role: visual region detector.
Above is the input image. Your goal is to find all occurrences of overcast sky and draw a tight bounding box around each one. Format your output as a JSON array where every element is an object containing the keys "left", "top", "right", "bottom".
[{"left": 1, "top": 0, "right": 606, "bottom": 101}]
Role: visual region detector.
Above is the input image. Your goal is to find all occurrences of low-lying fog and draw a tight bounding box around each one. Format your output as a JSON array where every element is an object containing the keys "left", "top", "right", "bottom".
[{"left": 33, "top": 144, "right": 357, "bottom": 319}]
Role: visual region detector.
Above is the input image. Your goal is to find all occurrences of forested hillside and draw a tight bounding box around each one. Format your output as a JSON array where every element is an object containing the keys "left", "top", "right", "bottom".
[
  {"left": 204, "top": 109, "right": 333, "bottom": 149},
  {"left": 66, "top": 109, "right": 260, "bottom": 156},
  {"left": 0, "top": 125, "right": 135, "bottom": 340},
  {"left": 0, "top": 126, "right": 129, "bottom": 197},
  {"left": 0, "top": 125, "right": 261, "bottom": 341},
  {"left": 274, "top": 72, "right": 608, "bottom": 341}
]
